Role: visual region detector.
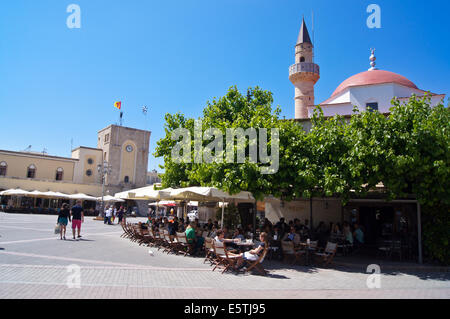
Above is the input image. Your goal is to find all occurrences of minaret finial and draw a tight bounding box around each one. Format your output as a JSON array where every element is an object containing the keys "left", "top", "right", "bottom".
[{"left": 369, "top": 48, "right": 378, "bottom": 71}]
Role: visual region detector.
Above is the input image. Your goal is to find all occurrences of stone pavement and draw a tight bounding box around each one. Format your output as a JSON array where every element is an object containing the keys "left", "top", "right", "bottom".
[{"left": 0, "top": 212, "right": 449, "bottom": 299}]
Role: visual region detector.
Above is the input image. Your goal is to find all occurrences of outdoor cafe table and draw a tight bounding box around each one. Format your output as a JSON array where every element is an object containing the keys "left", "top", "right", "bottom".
[
  {"left": 235, "top": 240, "right": 255, "bottom": 252},
  {"left": 296, "top": 242, "right": 316, "bottom": 265}
]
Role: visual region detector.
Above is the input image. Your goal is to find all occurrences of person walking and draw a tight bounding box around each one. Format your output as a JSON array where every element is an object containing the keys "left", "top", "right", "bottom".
[
  {"left": 117, "top": 206, "right": 124, "bottom": 225},
  {"left": 57, "top": 203, "right": 71, "bottom": 240},
  {"left": 70, "top": 200, "right": 84, "bottom": 240},
  {"left": 104, "top": 205, "right": 110, "bottom": 224},
  {"left": 112, "top": 206, "right": 117, "bottom": 224},
  {"left": 105, "top": 205, "right": 113, "bottom": 225}
]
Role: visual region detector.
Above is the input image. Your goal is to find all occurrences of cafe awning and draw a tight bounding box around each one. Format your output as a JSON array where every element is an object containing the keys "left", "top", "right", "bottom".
[
  {"left": 115, "top": 186, "right": 173, "bottom": 200},
  {"left": 67, "top": 193, "right": 98, "bottom": 201},
  {"left": 97, "top": 195, "right": 125, "bottom": 203}
]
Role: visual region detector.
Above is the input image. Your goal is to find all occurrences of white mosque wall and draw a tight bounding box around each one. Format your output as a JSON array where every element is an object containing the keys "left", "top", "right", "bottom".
[{"left": 313, "top": 83, "right": 444, "bottom": 118}]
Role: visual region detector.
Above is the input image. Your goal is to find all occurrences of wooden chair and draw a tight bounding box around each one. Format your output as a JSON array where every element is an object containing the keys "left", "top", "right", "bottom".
[
  {"left": 314, "top": 241, "right": 337, "bottom": 266},
  {"left": 152, "top": 229, "right": 164, "bottom": 250},
  {"left": 244, "top": 246, "right": 269, "bottom": 276},
  {"left": 149, "top": 228, "right": 162, "bottom": 247},
  {"left": 163, "top": 231, "right": 178, "bottom": 254},
  {"left": 176, "top": 232, "right": 194, "bottom": 256},
  {"left": 121, "top": 223, "right": 133, "bottom": 239},
  {"left": 212, "top": 241, "right": 240, "bottom": 274},
  {"left": 281, "top": 241, "right": 305, "bottom": 265},
  {"left": 159, "top": 230, "right": 170, "bottom": 253},
  {"left": 203, "top": 237, "right": 215, "bottom": 264}
]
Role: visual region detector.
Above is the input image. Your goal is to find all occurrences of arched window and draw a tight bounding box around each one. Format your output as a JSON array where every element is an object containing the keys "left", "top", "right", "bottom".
[
  {"left": 300, "top": 56, "right": 305, "bottom": 62},
  {"left": 55, "top": 168, "right": 64, "bottom": 181},
  {"left": 27, "top": 164, "right": 36, "bottom": 178},
  {"left": 0, "top": 161, "right": 7, "bottom": 176},
  {"left": 124, "top": 176, "right": 130, "bottom": 183}
]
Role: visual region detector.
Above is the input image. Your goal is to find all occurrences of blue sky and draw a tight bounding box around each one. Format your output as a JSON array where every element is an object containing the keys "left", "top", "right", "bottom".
[{"left": 0, "top": 0, "right": 448, "bottom": 171}]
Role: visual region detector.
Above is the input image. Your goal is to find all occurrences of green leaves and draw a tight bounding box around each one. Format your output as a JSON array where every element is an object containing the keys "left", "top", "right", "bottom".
[{"left": 155, "top": 89, "right": 450, "bottom": 264}]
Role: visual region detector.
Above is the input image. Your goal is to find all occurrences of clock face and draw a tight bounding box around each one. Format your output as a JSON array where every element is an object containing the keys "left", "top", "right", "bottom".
[{"left": 126, "top": 145, "right": 133, "bottom": 152}]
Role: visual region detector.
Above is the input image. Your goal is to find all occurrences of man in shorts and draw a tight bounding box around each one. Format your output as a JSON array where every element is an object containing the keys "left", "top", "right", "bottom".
[{"left": 70, "top": 200, "right": 84, "bottom": 240}]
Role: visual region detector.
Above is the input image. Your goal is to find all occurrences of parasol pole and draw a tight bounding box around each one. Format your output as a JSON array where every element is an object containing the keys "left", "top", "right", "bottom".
[{"left": 221, "top": 198, "right": 225, "bottom": 229}]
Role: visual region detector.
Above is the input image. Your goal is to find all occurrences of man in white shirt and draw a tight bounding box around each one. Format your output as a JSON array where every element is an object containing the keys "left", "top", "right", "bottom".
[{"left": 105, "top": 205, "right": 113, "bottom": 225}]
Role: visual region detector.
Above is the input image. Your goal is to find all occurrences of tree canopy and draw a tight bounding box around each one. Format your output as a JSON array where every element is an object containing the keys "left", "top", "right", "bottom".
[{"left": 155, "top": 86, "right": 449, "bottom": 263}]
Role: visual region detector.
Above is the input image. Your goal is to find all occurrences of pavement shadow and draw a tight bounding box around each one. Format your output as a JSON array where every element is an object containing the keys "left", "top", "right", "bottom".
[{"left": 263, "top": 258, "right": 450, "bottom": 282}]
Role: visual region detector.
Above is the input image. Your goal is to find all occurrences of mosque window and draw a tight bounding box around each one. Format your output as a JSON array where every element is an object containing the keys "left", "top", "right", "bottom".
[
  {"left": 300, "top": 56, "right": 305, "bottom": 62},
  {"left": 87, "top": 158, "right": 94, "bottom": 165},
  {"left": 366, "top": 102, "right": 379, "bottom": 112},
  {"left": 27, "top": 164, "right": 36, "bottom": 178},
  {"left": 56, "top": 168, "right": 64, "bottom": 181},
  {"left": 0, "top": 161, "right": 7, "bottom": 176},
  {"left": 86, "top": 169, "right": 92, "bottom": 177}
]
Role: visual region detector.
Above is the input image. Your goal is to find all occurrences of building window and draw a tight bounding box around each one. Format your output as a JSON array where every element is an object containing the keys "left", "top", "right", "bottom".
[
  {"left": 0, "top": 161, "right": 6, "bottom": 176},
  {"left": 124, "top": 176, "right": 130, "bottom": 183},
  {"left": 27, "top": 165, "right": 36, "bottom": 178},
  {"left": 55, "top": 168, "right": 64, "bottom": 181},
  {"left": 104, "top": 152, "right": 107, "bottom": 160},
  {"left": 86, "top": 169, "right": 92, "bottom": 177},
  {"left": 366, "top": 102, "right": 378, "bottom": 112},
  {"left": 300, "top": 56, "right": 305, "bottom": 62},
  {"left": 87, "top": 158, "right": 94, "bottom": 165},
  {"left": 104, "top": 134, "right": 110, "bottom": 143}
]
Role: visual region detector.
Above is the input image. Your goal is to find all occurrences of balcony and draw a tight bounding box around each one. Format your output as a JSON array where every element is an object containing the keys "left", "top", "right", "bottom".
[{"left": 289, "top": 62, "right": 320, "bottom": 77}]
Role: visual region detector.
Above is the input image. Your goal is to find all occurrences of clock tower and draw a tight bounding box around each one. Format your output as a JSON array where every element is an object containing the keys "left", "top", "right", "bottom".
[{"left": 97, "top": 124, "right": 151, "bottom": 191}]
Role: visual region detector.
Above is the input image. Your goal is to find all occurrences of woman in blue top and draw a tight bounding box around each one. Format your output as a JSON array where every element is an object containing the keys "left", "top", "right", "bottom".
[{"left": 235, "top": 232, "right": 268, "bottom": 269}]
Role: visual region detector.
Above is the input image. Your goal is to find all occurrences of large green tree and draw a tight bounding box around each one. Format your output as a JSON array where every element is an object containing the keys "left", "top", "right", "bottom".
[{"left": 155, "top": 87, "right": 450, "bottom": 264}]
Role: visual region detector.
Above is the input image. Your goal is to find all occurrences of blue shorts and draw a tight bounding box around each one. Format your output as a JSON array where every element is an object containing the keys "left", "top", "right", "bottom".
[{"left": 58, "top": 217, "right": 68, "bottom": 226}]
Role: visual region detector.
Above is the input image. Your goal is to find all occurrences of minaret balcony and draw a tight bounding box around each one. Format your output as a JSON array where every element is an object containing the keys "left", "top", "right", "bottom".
[
  {"left": 289, "top": 62, "right": 320, "bottom": 84},
  {"left": 289, "top": 62, "right": 320, "bottom": 76}
]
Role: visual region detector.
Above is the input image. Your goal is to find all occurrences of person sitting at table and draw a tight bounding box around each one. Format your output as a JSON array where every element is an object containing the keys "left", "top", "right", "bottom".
[
  {"left": 294, "top": 219, "right": 302, "bottom": 233},
  {"left": 232, "top": 229, "right": 245, "bottom": 241},
  {"left": 282, "top": 227, "right": 300, "bottom": 245},
  {"left": 185, "top": 221, "right": 204, "bottom": 255},
  {"left": 214, "top": 229, "right": 239, "bottom": 250},
  {"left": 271, "top": 226, "right": 282, "bottom": 241},
  {"left": 275, "top": 218, "right": 289, "bottom": 239},
  {"left": 331, "top": 223, "right": 342, "bottom": 235},
  {"left": 353, "top": 223, "right": 364, "bottom": 249},
  {"left": 205, "top": 219, "right": 214, "bottom": 231},
  {"left": 168, "top": 216, "right": 179, "bottom": 239},
  {"left": 235, "top": 232, "right": 269, "bottom": 270},
  {"left": 222, "top": 227, "right": 231, "bottom": 239}
]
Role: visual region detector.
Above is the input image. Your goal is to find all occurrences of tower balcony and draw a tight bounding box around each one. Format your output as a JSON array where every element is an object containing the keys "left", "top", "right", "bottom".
[
  {"left": 289, "top": 62, "right": 320, "bottom": 77},
  {"left": 289, "top": 62, "right": 320, "bottom": 85}
]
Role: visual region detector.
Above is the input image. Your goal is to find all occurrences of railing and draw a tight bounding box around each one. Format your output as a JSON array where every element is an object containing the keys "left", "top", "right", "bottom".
[{"left": 289, "top": 62, "right": 320, "bottom": 76}]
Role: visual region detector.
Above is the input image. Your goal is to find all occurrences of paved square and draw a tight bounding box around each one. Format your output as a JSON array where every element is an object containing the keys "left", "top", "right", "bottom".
[{"left": 0, "top": 212, "right": 449, "bottom": 299}]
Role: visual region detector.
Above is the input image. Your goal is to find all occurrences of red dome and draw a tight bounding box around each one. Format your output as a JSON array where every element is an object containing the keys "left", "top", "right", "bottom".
[{"left": 330, "top": 70, "right": 418, "bottom": 98}]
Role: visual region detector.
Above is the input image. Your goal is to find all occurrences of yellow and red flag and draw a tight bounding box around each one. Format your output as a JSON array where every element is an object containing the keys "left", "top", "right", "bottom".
[{"left": 114, "top": 101, "right": 122, "bottom": 110}]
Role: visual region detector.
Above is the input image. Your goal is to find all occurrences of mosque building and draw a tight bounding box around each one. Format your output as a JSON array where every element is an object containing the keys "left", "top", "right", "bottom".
[{"left": 289, "top": 18, "right": 445, "bottom": 120}]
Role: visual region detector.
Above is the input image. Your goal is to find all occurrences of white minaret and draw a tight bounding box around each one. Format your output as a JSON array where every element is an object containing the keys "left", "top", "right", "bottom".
[{"left": 289, "top": 18, "right": 320, "bottom": 119}]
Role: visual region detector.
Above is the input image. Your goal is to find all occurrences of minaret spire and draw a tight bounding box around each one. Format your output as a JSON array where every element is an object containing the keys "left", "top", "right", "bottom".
[
  {"left": 297, "top": 17, "right": 312, "bottom": 45},
  {"left": 369, "top": 48, "right": 378, "bottom": 71}
]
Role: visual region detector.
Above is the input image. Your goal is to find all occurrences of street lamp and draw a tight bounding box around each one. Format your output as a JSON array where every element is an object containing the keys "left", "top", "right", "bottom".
[{"left": 97, "top": 160, "right": 112, "bottom": 217}]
